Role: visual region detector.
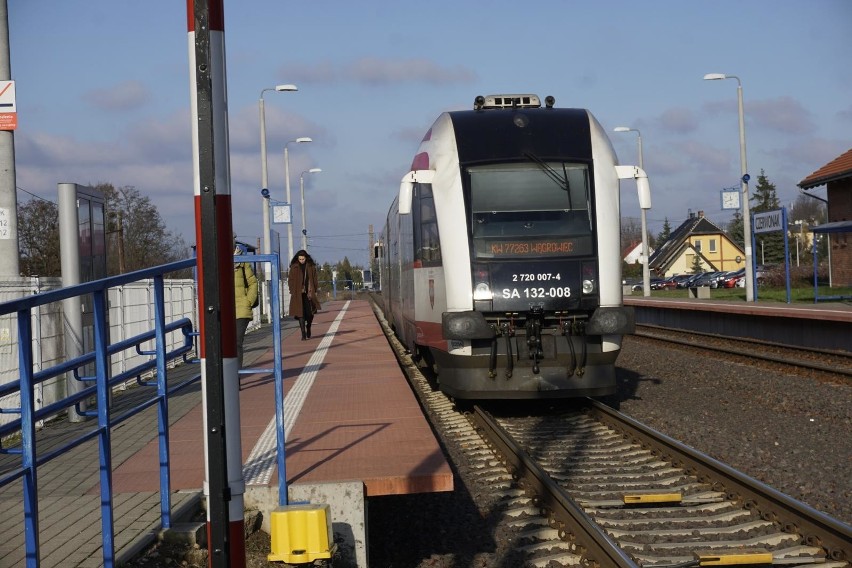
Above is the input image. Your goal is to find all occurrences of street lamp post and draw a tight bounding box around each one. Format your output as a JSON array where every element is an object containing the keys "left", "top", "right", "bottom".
[
  {"left": 704, "top": 73, "right": 753, "bottom": 301},
  {"left": 614, "top": 126, "right": 651, "bottom": 297},
  {"left": 258, "top": 84, "right": 297, "bottom": 320},
  {"left": 299, "top": 168, "right": 322, "bottom": 250},
  {"left": 284, "top": 137, "right": 313, "bottom": 263},
  {"left": 259, "top": 84, "right": 298, "bottom": 258}
]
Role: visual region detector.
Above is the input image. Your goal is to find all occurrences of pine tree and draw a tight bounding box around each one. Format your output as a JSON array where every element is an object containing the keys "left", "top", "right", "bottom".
[
  {"left": 727, "top": 210, "right": 744, "bottom": 248},
  {"left": 690, "top": 253, "right": 704, "bottom": 274},
  {"left": 657, "top": 218, "right": 671, "bottom": 243}
]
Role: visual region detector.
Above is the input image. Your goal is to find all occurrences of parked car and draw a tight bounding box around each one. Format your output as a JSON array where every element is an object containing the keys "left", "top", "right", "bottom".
[
  {"left": 653, "top": 276, "right": 680, "bottom": 290},
  {"left": 691, "top": 271, "right": 725, "bottom": 287},
  {"left": 670, "top": 274, "right": 695, "bottom": 288},
  {"left": 722, "top": 268, "right": 745, "bottom": 288},
  {"left": 640, "top": 278, "right": 665, "bottom": 291},
  {"left": 676, "top": 273, "right": 704, "bottom": 288},
  {"left": 708, "top": 271, "right": 735, "bottom": 288}
]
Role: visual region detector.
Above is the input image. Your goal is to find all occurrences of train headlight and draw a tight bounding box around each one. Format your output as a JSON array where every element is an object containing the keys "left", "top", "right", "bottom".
[
  {"left": 581, "top": 261, "right": 597, "bottom": 295},
  {"left": 473, "top": 282, "right": 492, "bottom": 300}
]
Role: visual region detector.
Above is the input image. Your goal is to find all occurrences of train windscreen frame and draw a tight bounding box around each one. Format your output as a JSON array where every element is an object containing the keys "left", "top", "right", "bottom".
[{"left": 468, "top": 162, "right": 593, "bottom": 259}]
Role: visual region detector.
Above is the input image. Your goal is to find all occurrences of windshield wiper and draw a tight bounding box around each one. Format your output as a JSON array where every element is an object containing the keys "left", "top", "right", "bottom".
[{"left": 523, "top": 152, "right": 572, "bottom": 208}]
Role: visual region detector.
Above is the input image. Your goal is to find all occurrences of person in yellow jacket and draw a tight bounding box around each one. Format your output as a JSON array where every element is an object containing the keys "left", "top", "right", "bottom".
[{"left": 234, "top": 243, "right": 258, "bottom": 367}]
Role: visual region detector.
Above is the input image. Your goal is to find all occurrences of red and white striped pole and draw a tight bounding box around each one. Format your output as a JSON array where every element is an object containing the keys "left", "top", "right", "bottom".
[{"left": 186, "top": 1, "right": 246, "bottom": 566}]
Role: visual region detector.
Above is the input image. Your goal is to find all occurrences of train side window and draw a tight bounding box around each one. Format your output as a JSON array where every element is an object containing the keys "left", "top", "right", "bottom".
[{"left": 413, "top": 183, "right": 442, "bottom": 265}]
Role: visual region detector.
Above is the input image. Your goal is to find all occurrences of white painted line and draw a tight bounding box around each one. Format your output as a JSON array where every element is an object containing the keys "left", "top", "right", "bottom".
[{"left": 244, "top": 301, "right": 350, "bottom": 486}]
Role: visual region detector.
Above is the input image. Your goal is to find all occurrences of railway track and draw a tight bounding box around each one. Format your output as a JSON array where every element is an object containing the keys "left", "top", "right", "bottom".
[
  {"left": 474, "top": 404, "right": 851, "bottom": 567},
  {"left": 372, "top": 300, "right": 852, "bottom": 567},
  {"left": 634, "top": 324, "right": 852, "bottom": 379}
]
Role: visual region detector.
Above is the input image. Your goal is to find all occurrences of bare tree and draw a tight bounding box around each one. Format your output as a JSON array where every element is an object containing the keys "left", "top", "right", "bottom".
[
  {"left": 620, "top": 216, "right": 643, "bottom": 253},
  {"left": 96, "top": 183, "right": 191, "bottom": 275},
  {"left": 789, "top": 193, "right": 827, "bottom": 224},
  {"left": 18, "top": 199, "right": 61, "bottom": 277}
]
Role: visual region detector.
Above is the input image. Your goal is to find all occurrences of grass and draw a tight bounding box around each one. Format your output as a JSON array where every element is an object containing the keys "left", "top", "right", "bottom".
[{"left": 629, "top": 285, "right": 852, "bottom": 304}]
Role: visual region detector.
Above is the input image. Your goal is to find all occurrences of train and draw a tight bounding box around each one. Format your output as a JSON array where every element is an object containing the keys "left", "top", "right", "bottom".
[{"left": 377, "top": 94, "right": 650, "bottom": 400}]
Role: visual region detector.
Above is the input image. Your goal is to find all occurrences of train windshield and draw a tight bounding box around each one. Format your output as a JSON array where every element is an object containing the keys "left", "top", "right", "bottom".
[{"left": 468, "top": 162, "right": 594, "bottom": 259}]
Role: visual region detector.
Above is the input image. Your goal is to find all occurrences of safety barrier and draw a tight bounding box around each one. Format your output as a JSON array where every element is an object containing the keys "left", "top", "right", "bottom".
[
  {"left": 0, "top": 254, "right": 285, "bottom": 568},
  {"left": 0, "top": 259, "right": 198, "bottom": 567}
]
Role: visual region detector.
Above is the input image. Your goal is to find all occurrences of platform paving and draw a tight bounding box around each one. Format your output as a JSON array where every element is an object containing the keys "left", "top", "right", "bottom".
[{"left": 0, "top": 299, "right": 452, "bottom": 567}]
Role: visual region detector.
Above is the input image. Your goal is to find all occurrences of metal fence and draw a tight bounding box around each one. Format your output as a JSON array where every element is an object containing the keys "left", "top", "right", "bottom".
[
  {"left": 0, "top": 255, "right": 287, "bottom": 568},
  {"left": 0, "top": 277, "right": 198, "bottom": 429}
]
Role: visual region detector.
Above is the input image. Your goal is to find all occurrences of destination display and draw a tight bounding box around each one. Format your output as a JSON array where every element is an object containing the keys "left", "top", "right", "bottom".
[{"left": 475, "top": 235, "right": 593, "bottom": 258}]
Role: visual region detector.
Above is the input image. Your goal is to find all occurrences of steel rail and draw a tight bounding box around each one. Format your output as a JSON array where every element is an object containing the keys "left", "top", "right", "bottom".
[
  {"left": 633, "top": 327, "right": 852, "bottom": 377},
  {"left": 586, "top": 399, "right": 852, "bottom": 565},
  {"left": 471, "top": 405, "right": 639, "bottom": 568}
]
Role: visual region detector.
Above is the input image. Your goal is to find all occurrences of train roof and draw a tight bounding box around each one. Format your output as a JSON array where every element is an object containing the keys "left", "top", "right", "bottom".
[{"left": 445, "top": 104, "right": 594, "bottom": 163}]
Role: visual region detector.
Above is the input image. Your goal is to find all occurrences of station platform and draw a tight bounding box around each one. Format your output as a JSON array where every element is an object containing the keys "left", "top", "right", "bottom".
[
  {"left": 0, "top": 299, "right": 453, "bottom": 567},
  {"left": 623, "top": 295, "right": 852, "bottom": 352}
]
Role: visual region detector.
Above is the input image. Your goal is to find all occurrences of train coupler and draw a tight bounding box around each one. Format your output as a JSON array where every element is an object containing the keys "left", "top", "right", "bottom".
[{"left": 525, "top": 309, "right": 544, "bottom": 375}]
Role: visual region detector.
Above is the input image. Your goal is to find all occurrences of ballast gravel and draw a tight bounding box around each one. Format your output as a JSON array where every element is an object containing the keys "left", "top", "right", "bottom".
[{"left": 366, "top": 335, "right": 851, "bottom": 567}]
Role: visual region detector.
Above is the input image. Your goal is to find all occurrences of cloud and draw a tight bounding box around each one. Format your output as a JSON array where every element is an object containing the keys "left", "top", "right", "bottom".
[
  {"left": 658, "top": 107, "right": 699, "bottom": 134},
  {"left": 83, "top": 80, "right": 151, "bottom": 112},
  {"left": 227, "top": 104, "right": 329, "bottom": 154},
  {"left": 391, "top": 126, "right": 430, "bottom": 145},
  {"left": 703, "top": 96, "right": 815, "bottom": 135},
  {"left": 126, "top": 109, "right": 193, "bottom": 161},
  {"left": 748, "top": 97, "right": 815, "bottom": 135},
  {"left": 279, "top": 57, "right": 477, "bottom": 86},
  {"left": 837, "top": 104, "right": 852, "bottom": 123}
]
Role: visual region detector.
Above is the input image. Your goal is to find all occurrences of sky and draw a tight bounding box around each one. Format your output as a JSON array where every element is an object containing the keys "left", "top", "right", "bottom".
[{"left": 9, "top": 0, "right": 852, "bottom": 268}]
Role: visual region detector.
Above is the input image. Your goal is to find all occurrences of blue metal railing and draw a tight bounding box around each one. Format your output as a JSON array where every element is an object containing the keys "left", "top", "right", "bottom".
[
  {"left": 0, "top": 254, "right": 286, "bottom": 568},
  {"left": 0, "top": 258, "right": 198, "bottom": 567}
]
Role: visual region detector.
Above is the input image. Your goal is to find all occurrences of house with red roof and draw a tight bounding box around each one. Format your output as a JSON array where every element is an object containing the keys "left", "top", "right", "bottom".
[{"left": 798, "top": 148, "right": 852, "bottom": 287}]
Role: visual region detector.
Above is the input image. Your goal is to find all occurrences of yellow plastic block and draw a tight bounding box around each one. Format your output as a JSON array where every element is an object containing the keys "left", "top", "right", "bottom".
[
  {"left": 695, "top": 550, "right": 774, "bottom": 566},
  {"left": 622, "top": 492, "right": 682, "bottom": 505},
  {"left": 268, "top": 504, "right": 335, "bottom": 563}
]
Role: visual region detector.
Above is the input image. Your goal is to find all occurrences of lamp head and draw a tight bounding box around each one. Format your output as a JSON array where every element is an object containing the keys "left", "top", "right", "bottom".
[
  {"left": 613, "top": 126, "right": 632, "bottom": 132},
  {"left": 296, "top": 137, "right": 313, "bottom": 143},
  {"left": 703, "top": 73, "right": 727, "bottom": 81},
  {"left": 275, "top": 84, "right": 298, "bottom": 91},
  {"left": 309, "top": 168, "right": 322, "bottom": 174}
]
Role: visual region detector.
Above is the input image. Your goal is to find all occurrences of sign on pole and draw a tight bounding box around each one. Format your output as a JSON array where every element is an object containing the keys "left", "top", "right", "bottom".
[
  {"left": 752, "top": 208, "right": 792, "bottom": 303},
  {"left": 0, "top": 81, "right": 17, "bottom": 131}
]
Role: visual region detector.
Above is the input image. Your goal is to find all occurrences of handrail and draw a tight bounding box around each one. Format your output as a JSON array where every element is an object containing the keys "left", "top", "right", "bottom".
[
  {"left": 0, "top": 318, "right": 194, "bottom": 402},
  {"left": 0, "top": 259, "right": 196, "bottom": 316},
  {"left": 0, "top": 257, "right": 198, "bottom": 568},
  {"left": 0, "top": 254, "right": 285, "bottom": 568}
]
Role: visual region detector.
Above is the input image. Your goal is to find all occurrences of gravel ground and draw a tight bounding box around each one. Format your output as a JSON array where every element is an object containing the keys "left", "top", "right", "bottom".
[
  {"left": 367, "top": 335, "right": 851, "bottom": 567},
  {"left": 126, "top": 335, "right": 851, "bottom": 567}
]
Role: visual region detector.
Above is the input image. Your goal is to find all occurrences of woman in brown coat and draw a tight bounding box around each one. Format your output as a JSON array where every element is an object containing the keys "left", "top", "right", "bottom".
[{"left": 288, "top": 249, "right": 320, "bottom": 340}]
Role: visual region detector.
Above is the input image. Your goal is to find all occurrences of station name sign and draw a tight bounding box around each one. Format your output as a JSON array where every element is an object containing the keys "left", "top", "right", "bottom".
[{"left": 753, "top": 209, "right": 783, "bottom": 234}]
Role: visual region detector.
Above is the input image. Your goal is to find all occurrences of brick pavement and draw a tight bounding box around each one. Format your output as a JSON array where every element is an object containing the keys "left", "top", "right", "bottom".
[
  {"left": 0, "top": 299, "right": 453, "bottom": 567},
  {"left": 0, "top": 318, "right": 286, "bottom": 567}
]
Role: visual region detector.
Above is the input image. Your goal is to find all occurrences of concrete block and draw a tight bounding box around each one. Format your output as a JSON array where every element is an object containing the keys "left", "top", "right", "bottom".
[
  {"left": 245, "top": 480, "right": 366, "bottom": 568},
  {"left": 689, "top": 286, "right": 710, "bottom": 299}
]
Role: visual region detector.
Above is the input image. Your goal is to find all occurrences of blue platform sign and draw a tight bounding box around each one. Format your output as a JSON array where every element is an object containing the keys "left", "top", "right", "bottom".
[
  {"left": 750, "top": 208, "right": 791, "bottom": 303},
  {"left": 753, "top": 210, "right": 782, "bottom": 234}
]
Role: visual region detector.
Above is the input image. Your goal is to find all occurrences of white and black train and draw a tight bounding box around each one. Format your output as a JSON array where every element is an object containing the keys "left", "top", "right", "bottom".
[{"left": 378, "top": 94, "right": 651, "bottom": 400}]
